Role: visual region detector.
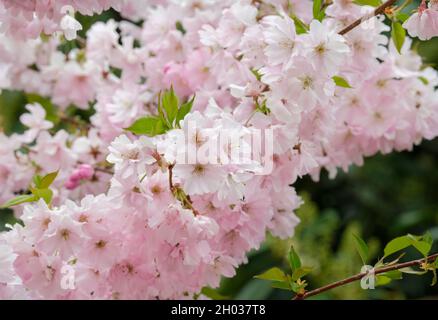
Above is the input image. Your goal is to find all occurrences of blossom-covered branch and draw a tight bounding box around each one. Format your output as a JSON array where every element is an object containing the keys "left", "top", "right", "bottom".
[
  {"left": 1, "top": 0, "right": 438, "bottom": 300},
  {"left": 339, "top": 0, "right": 398, "bottom": 35}
]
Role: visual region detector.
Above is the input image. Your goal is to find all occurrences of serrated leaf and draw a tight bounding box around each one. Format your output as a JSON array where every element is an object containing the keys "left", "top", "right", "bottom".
[
  {"left": 254, "top": 267, "right": 287, "bottom": 282},
  {"left": 353, "top": 234, "right": 369, "bottom": 265},
  {"left": 288, "top": 246, "right": 301, "bottom": 273},
  {"left": 333, "top": 75, "right": 352, "bottom": 88},
  {"left": 125, "top": 116, "right": 165, "bottom": 136},
  {"left": 292, "top": 266, "right": 313, "bottom": 281},
  {"left": 39, "top": 171, "right": 59, "bottom": 189},
  {"left": 391, "top": 21, "right": 406, "bottom": 54},
  {"left": 176, "top": 96, "right": 195, "bottom": 125},
  {"left": 1, "top": 194, "right": 38, "bottom": 208}
]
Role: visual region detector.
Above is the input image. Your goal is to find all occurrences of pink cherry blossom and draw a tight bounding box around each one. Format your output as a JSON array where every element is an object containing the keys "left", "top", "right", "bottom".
[
  {"left": 0, "top": 0, "right": 437, "bottom": 300},
  {"left": 403, "top": 1, "right": 438, "bottom": 41},
  {"left": 19, "top": 103, "right": 53, "bottom": 143}
]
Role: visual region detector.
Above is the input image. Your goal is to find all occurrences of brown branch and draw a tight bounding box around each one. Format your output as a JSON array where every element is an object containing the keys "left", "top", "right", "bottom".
[
  {"left": 94, "top": 167, "right": 114, "bottom": 175},
  {"left": 338, "top": 0, "right": 398, "bottom": 35},
  {"left": 168, "top": 163, "right": 176, "bottom": 193},
  {"left": 168, "top": 164, "right": 200, "bottom": 216},
  {"left": 294, "top": 253, "right": 438, "bottom": 300},
  {"left": 58, "top": 114, "right": 91, "bottom": 130}
]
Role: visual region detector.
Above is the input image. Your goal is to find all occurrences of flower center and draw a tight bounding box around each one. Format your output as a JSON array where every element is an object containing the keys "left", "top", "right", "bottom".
[
  {"left": 314, "top": 43, "right": 326, "bottom": 55},
  {"left": 95, "top": 240, "right": 107, "bottom": 249},
  {"left": 193, "top": 164, "right": 205, "bottom": 175},
  {"left": 60, "top": 229, "right": 70, "bottom": 240},
  {"left": 301, "top": 76, "right": 314, "bottom": 89}
]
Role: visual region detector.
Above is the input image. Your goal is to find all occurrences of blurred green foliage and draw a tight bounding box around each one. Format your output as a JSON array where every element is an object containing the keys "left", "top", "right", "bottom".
[{"left": 1, "top": 4, "right": 437, "bottom": 299}]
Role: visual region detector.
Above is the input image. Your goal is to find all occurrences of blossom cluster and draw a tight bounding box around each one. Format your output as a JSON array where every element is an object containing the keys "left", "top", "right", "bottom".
[
  {"left": 0, "top": 0, "right": 151, "bottom": 40},
  {"left": 0, "top": 0, "right": 438, "bottom": 299}
]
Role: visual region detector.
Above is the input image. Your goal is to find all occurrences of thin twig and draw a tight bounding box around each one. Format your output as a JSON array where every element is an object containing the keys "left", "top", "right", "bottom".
[
  {"left": 167, "top": 164, "right": 200, "bottom": 216},
  {"left": 168, "top": 163, "right": 176, "bottom": 193},
  {"left": 338, "top": 0, "right": 398, "bottom": 35},
  {"left": 94, "top": 167, "right": 114, "bottom": 175},
  {"left": 294, "top": 253, "right": 438, "bottom": 300}
]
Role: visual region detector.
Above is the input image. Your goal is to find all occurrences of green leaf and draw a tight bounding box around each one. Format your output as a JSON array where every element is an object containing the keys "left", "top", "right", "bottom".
[
  {"left": 400, "top": 267, "right": 427, "bottom": 275},
  {"left": 271, "top": 281, "right": 292, "bottom": 291},
  {"left": 39, "top": 171, "right": 59, "bottom": 189},
  {"left": 384, "top": 234, "right": 432, "bottom": 258},
  {"left": 408, "top": 234, "right": 432, "bottom": 257},
  {"left": 411, "top": 240, "right": 432, "bottom": 257},
  {"left": 1, "top": 194, "right": 38, "bottom": 209},
  {"left": 292, "top": 266, "right": 313, "bottom": 281},
  {"left": 288, "top": 246, "right": 302, "bottom": 273},
  {"left": 431, "top": 269, "right": 437, "bottom": 286},
  {"left": 33, "top": 175, "right": 42, "bottom": 188},
  {"left": 200, "top": 287, "right": 229, "bottom": 300},
  {"left": 333, "top": 75, "right": 352, "bottom": 88},
  {"left": 422, "top": 232, "right": 433, "bottom": 246},
  {"left": 353, "top": 0, "right": 382, "bottom": 6},
  {"left": 353, "top": 234, "right": 369, "bottom": 265},
  {"left": 290, "top": 282, "right": 301, "bottom": 293},
  {"left": 384, "top": 235, "right": 412, "bottom": 258},
  {"left": 291, "top": 15, "right": 308, "bottom": 34},
  {"left": 254, "top": 267, "right": 287, "bottom": 282},
  {"left": 313, "top": 0, "right": 325, "bottom": 21},
  {"left": 175, "top": 21, "right": 186, "bottom": 35},
  {"left": 31, "top": 188, "right": 53, "bottom": 205},
  {"left": 419, "top": 76, "right": 429, "bottom": 85},
  {"left": 391, "top": 21, "right": 406, "bottom": 54},
  {"left": 176, "top": 96, "right": 195, "bottom": 125},
  {"left": 312, "top": 0, "right": 322, "bottom": 17},
  {"left": 375, "top": 275, "right": 392, "bottom": 287},
  {"left": 380, "top": 270, "right": 403, "bottom": 280},
  {"left": 125, "top": 116, "right": 165, "bottom": 136},
  {"left": 157, "top": 91, "right": 166, "bottom": 124},
  {"left": 161, "top": 87, "right": 179, "bottom": 126},
  {"left": 251, "top": 69, "right": 262, "bottom": 81},
  {"left": 396, "top": 12, "right": 410, "bottom": 23}
]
